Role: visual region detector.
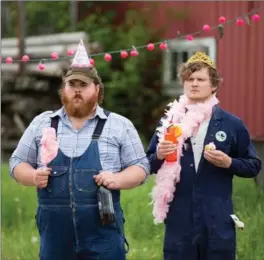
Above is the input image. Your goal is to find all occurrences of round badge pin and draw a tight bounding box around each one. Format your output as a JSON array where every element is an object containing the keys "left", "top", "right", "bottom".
[{"left": 215, "top": 131, "right": 227, "bottom": 142}]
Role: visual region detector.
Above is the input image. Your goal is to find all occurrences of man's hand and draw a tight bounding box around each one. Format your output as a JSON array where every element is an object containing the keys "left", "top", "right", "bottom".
[
  {"left": 93, "top": 171, "right": 120, "bottom": 190},
  {"left": 204, "top": 150, "right": 232, "bottom": 168},
  {"left": 157, "top": 140, "right": 177, "bottom": 160},
  {"left": 33, "top": 167, "right": 51, "bottom": 188}
]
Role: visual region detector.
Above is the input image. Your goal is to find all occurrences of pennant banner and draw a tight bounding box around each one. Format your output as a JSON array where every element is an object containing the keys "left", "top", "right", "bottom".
[{"left": 0, "top": 7, "right": 263, "bottom": 70}]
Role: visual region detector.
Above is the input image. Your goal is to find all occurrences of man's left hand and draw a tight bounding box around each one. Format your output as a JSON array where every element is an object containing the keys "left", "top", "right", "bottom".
[
  {"left": 204, "top": 150, "right": 232, "bottom": 168},
  {"left": 93, "top": 171, "right": 121, "bottom": 190}
]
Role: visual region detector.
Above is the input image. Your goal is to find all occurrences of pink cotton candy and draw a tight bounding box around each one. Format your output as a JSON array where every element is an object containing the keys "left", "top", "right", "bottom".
[
  {"left": 40, "top": 127, "right": 59, "bottom": 166},
  {"left": 151, "top": 94, "right": 219, "bottom": 224}
]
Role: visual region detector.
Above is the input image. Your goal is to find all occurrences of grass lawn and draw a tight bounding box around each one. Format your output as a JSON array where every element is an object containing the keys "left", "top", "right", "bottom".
[{"left": 2, "top": 164, "right": 264, "bottom": 260}]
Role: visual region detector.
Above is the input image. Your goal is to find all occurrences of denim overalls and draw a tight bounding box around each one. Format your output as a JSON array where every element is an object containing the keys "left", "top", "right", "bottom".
[{"left": 36, "top": 112, "right": 127, "bottom": 260}]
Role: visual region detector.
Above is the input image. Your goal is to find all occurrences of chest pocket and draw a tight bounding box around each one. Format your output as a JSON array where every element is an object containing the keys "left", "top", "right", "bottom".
[
  {"left": 46, "top": 166, "right": 68, "bottom": 197},
  {"left": 215, "top": 143, "right": 231, "bottom": 155},
  {"left": 214, "top": 134, "right": 232, "bottom": 155},
  {"left": 74, "top": 168, "right": 99, "bottom": 192},
  {"left": 213, "top": 129, "right": 232, "bottom": 155}
]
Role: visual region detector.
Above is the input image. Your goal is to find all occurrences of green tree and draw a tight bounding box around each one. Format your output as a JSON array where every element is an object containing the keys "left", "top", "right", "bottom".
[
  {"left": 1, "top": 1, "right": 72, "bottom": 37},
  {"left": 76, "top": 2, "right": 186, "bottom": 143}
]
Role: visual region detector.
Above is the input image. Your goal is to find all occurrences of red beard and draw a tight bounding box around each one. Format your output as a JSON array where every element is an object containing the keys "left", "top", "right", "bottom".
[{"left": 61, "top": 90, "right": 98, "bottom": 118}]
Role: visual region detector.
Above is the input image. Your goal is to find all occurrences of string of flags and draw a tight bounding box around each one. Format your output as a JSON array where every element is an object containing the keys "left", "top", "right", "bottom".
[{"left": 1, "top": 6, "right": 263, "bottom": 71}]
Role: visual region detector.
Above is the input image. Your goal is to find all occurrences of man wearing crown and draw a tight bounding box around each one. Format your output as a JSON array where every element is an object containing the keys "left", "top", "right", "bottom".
[
  {"left": 146, "top": 52, "right": 261, "bottom": 260},
  {"left": 9, "top": 40, "right": 150, "bottom": 260}
]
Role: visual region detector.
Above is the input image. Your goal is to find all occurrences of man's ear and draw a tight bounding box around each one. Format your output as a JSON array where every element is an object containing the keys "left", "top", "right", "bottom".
[
  {"left": 212, "top": 86, "right": 217, "bottom": 94},
  {"left": 96, "top": 84, "right": 100, "bottom": 93}
]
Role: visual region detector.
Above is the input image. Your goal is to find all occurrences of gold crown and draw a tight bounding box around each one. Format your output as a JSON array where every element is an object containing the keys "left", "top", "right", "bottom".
[{"left": 186, "top": 52, "right": 216, "bottom": 69}]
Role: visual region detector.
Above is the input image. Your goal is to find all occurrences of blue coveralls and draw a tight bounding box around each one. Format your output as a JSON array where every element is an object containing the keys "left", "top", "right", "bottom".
[
  {"left": 36, "top": 113, "right": 127, "bottom": 260},
  {"left": 146, "top": 106, "right": 261, "bottom": 260}
]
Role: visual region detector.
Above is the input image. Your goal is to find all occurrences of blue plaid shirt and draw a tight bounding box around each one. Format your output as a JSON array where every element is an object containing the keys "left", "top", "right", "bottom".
[{"left": 9, "top": 106, "right": 150, "bottom": 178}]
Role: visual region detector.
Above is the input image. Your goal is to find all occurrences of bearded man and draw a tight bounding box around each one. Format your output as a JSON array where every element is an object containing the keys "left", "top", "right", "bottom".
[{"left": 9, "top": 40, "right": 149, "bottom": 260}]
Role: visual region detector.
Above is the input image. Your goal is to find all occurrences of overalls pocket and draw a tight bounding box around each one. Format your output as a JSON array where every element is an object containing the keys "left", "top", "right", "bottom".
[
  {"left": 74, "top": 168, "right": 98, "bottom": 192},
  {"left": 205, "top": 199, "right": 236, "bottom": 251},
  {"left": 46, "top": 166, "right": 68, "bottom": 196}
]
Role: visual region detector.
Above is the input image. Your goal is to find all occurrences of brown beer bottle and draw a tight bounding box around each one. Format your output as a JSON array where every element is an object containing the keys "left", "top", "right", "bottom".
[{"left": 97, "top": 186, "right": 115, "bottom": 225}]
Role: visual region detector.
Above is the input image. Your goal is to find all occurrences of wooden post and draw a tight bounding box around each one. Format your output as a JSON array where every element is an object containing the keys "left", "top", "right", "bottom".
[
  {"left": 70, "top": 0, "right": 78, "bottom": 31},
  {"left": 17, "top": 0, "right": 26, "bottom": 74}
]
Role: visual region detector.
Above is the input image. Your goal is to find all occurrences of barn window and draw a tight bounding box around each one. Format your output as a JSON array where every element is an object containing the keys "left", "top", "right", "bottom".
[{"left": 162, "top": 37, "right": 217, "bottom": 96}]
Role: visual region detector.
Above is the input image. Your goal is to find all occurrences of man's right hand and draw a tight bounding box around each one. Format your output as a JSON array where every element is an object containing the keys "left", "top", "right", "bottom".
[
  {"left": 157, "top": 140, "right": 177, "bottom": 160},
  {"left": 33, "top": 167, "right": 52, "bottom": 188}
]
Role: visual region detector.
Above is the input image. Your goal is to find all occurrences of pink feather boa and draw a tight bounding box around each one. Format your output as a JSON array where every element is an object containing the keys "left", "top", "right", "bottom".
[
  {"left": 40, "top": 127, "right": 59, "bottom": 167},
  {"left": 151, "top": 94, "right": 219, "bottom": 224}
]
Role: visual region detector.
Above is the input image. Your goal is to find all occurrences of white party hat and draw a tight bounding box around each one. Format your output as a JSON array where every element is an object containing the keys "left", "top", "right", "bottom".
[{"left": 71, "top": 39, "right": 91, "bottom": 67}]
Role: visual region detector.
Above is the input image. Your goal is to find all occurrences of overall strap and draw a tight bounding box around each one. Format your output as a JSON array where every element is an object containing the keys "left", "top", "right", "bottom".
[
  {"left": 50, "top": 109, "right": 111, "bottom": 137},
  {"left": 50, "top": 116, "right": 59, "bottom": 135},
  {"left": 92, "top": 109, "right": 110, "bottom": 140}
]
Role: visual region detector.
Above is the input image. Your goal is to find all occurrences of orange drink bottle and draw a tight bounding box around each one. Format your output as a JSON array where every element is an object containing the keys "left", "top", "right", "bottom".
[{"left": 164, "top": 125, "right": 182, "bottom": 162}]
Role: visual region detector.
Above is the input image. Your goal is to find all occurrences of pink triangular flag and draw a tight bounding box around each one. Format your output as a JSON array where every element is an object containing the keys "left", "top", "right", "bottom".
[{"left": 71, "top": 39, "right": 91, "bottom": 67}]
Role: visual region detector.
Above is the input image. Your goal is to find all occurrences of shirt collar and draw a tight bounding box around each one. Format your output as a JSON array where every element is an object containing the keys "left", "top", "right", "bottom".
[
  {"left": 95, "top": 105, "right": 107, "bottom": 119},
  {"left": 50, "top": 105, "right": 107, "bottom": 119},
  {"left": 50, "top": 107, "right": 65, "bottom": 118}
]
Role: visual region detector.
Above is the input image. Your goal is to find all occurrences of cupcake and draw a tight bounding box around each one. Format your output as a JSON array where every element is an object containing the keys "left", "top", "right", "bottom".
[{"left": 204, "top": 142, "right": 216, "bottom": 151}]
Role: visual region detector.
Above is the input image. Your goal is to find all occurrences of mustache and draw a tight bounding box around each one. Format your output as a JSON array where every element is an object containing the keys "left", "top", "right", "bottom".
[{"left": 73, "top": 93, "right": 83, "bottom": 100}]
